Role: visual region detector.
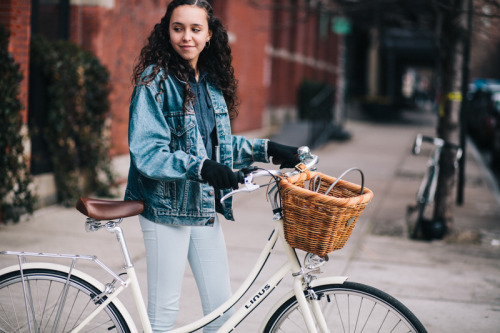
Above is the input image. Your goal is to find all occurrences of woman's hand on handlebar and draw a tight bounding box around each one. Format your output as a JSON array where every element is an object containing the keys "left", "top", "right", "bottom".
[
  {"left": 268, "top": 141, "right": 300, "bottom": 169},
  {"left": 220, "top": 146, "right": 318, "bottom": 203}
]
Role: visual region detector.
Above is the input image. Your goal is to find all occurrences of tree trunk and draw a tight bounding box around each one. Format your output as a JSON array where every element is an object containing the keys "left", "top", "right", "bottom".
[{"left": 434, "top": 0, "right": 469, "bottom": 235}]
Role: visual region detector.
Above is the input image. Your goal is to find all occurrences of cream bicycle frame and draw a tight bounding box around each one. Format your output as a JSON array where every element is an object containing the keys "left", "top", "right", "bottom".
[{"left": 1, "top": 216, "right": 347, "bottom": 333}]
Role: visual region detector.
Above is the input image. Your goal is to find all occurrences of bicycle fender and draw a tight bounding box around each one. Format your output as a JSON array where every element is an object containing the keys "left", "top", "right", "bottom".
[
  {"left": 310, "top": 276, "right": 348, "bottom": 287},
  {"left": 259, "top": 276, "right": 348, "bottom": 332},
  {"left": 0, "top": 262, "right": 138, "bottom": 333}
]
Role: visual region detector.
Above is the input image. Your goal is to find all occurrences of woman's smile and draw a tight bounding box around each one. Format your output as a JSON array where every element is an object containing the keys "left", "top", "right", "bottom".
[{"left": 169, "top": 5, "right": 212, "bottom": 70}]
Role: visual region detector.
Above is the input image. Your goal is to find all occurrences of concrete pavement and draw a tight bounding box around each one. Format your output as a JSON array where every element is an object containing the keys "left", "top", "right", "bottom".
[{"left": 1, "top": 109, "right": 499, "bottom": 332}]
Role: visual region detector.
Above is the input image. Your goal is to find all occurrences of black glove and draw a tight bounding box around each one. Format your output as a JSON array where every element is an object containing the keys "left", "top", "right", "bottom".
[
  {"left": 201, "top": 159, "right": 239, "bottom": 190},
  {"left": 268, "top": 141, "right": 299, "bottom": 169}
]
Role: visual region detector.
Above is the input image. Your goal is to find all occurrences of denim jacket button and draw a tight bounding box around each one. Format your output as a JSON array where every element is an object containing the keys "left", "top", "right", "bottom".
[{"left": 209, "top": 190, "right": 214, "bottom": 196}]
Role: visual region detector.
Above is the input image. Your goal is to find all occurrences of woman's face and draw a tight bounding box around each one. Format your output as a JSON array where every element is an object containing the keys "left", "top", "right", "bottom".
[{"left": 169, "top": 5, "right": 212, "bottom": 70}]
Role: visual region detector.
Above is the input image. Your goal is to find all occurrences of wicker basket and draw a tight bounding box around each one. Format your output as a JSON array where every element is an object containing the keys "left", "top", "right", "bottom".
[{"left": 278, "top": 169, "right": 374, "bottom": 257}]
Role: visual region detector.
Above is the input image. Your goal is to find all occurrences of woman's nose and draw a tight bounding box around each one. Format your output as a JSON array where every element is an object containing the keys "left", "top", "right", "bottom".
[{"left": 182, "top": 31, "right": 191, "bottom": 41}]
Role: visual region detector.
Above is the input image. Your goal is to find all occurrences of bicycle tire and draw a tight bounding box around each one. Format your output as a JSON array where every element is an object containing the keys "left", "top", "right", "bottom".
[
  {"left": 0, "top": 268, "right": 130, "bottom": 333},
  {"left": 263, "top": 281, "right": 427, "bottom": 333},
  {"left": 411, "top": 166, "right": 435, "bottom": 239}
]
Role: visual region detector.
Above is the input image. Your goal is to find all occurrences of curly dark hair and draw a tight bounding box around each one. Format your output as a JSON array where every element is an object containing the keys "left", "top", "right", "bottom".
[{"left": 132, "top": 0, "right": 239, "bottom": 119}]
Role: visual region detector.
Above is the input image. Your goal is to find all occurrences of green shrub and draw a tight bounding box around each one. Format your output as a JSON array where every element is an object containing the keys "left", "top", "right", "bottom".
[
  {"left": 0, "top": 25, "right": 35, "bottom": 223},
  {"left": 30, "top": 35, "right": 116, "bottom": 206}
]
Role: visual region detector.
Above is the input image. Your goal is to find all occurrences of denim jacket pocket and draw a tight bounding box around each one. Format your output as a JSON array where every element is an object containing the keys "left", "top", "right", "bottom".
[
  {"left": 165, "top": 112, "right": 196, "bottom": 153},
  {"left": 164, "top": 180, "right": 204, "bottom": 215},
  {"left": 138, "top": 174, "right": 173, "bottom": 209}
]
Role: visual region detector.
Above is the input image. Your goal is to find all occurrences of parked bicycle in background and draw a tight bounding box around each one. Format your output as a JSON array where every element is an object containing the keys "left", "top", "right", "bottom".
[{"left": 407, "top": 134, "right": 463, "bottom": 240}]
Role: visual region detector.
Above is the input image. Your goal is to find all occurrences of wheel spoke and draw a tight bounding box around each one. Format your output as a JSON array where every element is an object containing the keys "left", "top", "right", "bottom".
[
  {"left": 359, "top": 298, "right": 376, "bottom": 333},
  {"left": 0, "top": 269, "right": 129, "bottom": 333},
  {"left": 0, "top": 287, "right": 17, "bottom": 332},
  {"left": 263, "top": 282, "right": 427, "bottom": 333},
  {"left": 333, "top": 294, "right": 347, "bottom": 332}
]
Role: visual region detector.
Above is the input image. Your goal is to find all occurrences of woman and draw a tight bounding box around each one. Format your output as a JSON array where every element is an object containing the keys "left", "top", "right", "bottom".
[{"left": 125, "top": 1, "right": 298, "bottom": 331}]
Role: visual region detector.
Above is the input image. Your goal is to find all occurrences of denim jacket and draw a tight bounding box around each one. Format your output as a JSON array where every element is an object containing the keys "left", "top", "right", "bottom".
[{"left": 125, "top": 65, "right": 269, "bottom": 226}]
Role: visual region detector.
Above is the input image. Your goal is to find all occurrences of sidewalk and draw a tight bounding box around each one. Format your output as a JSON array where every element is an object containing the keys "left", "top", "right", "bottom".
[{"left": 1, "top": 110, "right": 499, "bottom": 332}]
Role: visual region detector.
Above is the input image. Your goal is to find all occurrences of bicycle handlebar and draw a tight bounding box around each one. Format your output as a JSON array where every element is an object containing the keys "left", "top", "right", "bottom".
[
  {"left": 412, "top": 133, "right": 463, "bottom": 160},
  {"left": 221, "top": 146, "right": 318, "bottom": 203}
]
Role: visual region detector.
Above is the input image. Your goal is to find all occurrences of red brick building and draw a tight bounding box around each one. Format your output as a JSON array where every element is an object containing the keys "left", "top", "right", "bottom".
[
  {"left": 2, "top": 0, "right": 341, "bottom": 203},
  {"left": 1, "top": 0, "right": 31, "bottom": 124}
]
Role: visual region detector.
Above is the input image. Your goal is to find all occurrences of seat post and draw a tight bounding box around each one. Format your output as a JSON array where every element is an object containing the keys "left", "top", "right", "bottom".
[{"left": 108, "top": 222, "right": 134, "bottom": 268}]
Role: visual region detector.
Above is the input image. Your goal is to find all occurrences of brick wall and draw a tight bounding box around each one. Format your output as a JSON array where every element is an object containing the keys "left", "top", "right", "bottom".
[
  {"left": 1, "top": 0, "right": 341, "bottom": 157},
  {"left": 51, "top": 0, "right": 341, "bottom": 154},
  {"left": 68, "top": 0, "right": 166, "bottom": 155},
  {"left": 218, "top": 0, "right": 340, "bottom": 131},
  {"left": 267, "top": 1, "right": 339, "bottom": 108},
  {"left": 0, "top": 0, "right": 31, "bottom": 124},
  {"left": 223, "top": 0, "right": 271, "bottom": 133},
  {"left": 70, "top": 0, "right": 276, "bottom": 148}
]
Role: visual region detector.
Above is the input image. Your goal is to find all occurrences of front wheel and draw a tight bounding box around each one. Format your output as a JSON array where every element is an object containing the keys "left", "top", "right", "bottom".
[
  {"left": 0, "top": 268, "right": 131, "bottom": 332},
  {"left": 263, "top": 282, "right": 427, "bottom": 333},
  {"left": 411, "top": 167, "right": 435, "bottom": 240}
]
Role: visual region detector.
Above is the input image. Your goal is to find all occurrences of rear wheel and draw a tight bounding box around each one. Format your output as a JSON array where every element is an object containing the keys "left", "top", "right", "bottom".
[
  {"left": 263, "top": 282, "right": 427, "bottom": 333},
  {"left": 0, "top": 268, "right": 130, "bottom": 332}
]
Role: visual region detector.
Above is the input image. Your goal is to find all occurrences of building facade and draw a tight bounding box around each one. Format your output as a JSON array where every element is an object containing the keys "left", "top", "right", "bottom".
[{"left": 2, "top": 0, "right": 342, "bottom": 204}]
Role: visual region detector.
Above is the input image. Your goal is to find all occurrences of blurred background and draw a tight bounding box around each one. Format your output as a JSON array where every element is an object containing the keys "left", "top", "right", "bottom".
[{"left": 1, "top": 0, "right": 500, "bottom": 217}]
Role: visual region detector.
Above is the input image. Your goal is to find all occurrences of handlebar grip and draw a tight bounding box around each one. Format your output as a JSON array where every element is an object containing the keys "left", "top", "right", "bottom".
[{"left": 412, "top": 134, "right": 422, "bottom": 155}]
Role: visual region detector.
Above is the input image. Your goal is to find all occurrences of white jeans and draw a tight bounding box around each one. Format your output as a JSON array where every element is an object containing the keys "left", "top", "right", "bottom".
[{"left": 139, "top": 215, "right": 233, "bottom": 333}]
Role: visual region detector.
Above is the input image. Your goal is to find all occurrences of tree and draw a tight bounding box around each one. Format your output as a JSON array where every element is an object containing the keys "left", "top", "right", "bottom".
[
  {"left": 434, "top": 0, "right": 470, "bottom": 236},
  {"left": 433, "top": 0, "right": 499, "bottom": 237},
  {"left": 0, "top": 25, "right": 35, "bottom": 223}
]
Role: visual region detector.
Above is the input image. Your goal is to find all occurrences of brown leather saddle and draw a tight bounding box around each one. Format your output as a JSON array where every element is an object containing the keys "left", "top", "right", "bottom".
[{"left": 76, "top": 197, "right": 144, "bottom": 220}]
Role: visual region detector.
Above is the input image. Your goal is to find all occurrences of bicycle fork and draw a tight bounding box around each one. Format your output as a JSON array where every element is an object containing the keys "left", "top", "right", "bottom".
[
  {"left": 281, "top": 224, "right": 329, "bottom": 333},
  {"left": 290, "top": 270, "right": 330, "bottom": 333},
  {"left": 308, "top": 289, "right": 329, "bottom": 333}
]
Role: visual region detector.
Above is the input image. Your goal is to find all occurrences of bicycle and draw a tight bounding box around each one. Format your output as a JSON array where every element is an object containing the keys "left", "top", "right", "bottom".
[
  {"left": 406, "top": 134, "right": 463, "bottom": 240},
  {"left": 0, "top": 147, "right": 428, "bottom": 333}
]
